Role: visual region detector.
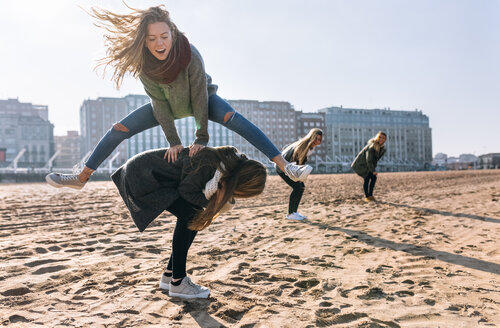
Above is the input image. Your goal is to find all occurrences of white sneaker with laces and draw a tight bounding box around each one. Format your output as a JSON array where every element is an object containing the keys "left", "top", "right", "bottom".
[
  {"left": 284, "top": 163, "right": 312, "bottom": 182},
  {"left": 169, "top": 276, "right": 210, "bottom": 299},
  {"left": 286, "top": 212, "right": 305, "bottom": 221},
  {"left": 159, "top": 272, "right": 171, "bottom": 291},
  {"left": 296, "top": 212, "right": 308, "bottom": 220},
  {"left": 45, "top": 173, "right": 86, "bottom": 190}
]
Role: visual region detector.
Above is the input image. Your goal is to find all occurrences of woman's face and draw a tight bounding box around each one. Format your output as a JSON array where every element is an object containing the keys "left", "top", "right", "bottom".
[
  {"left": 311, "top": 134, "right": 322, "bottom": 148},
  {"left": 378, "top": 134, "right": 386, "bottom": 145},
  {"left": 145, "top": 22, "right": 173, "bottom": 60}
]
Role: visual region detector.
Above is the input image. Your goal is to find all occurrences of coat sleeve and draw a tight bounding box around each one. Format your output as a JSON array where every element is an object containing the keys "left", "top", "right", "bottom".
[
  {"left": 366, "top": 147, "right": 376, "bottom": 173},
  {"left": 140, "top": 74, "right": 182, "bottom": 147},
  {"left": 188, "top": 46, "right": 209, "bottom": 146},
  {"left": 283, "top": 146, "right": 295, "bottom": 162},
  {"left": 177, "top": 160, "right": 213, "bottom": 208},
  {"left": 379, "top": 147, "right": 387, "bottom": 160}
]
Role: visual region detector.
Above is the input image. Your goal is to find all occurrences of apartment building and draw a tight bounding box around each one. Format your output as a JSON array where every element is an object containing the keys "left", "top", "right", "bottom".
[{"left": 0, "top": 98, "right": 54, "bottom": 168}]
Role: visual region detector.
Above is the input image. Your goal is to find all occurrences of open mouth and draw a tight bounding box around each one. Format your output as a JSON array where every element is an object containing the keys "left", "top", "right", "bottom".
[{"left": 156, "top": 49, "right": 166, "bottom": 55}]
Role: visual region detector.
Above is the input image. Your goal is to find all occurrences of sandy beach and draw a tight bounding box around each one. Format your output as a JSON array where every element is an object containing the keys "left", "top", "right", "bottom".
[{"left": 1, "top": 170, "right": 499, "bottom": 327}]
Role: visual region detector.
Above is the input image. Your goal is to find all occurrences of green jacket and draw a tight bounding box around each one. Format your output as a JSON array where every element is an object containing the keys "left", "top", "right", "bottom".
[
  {"left": 351, "top": 141, "right": 386, "bottom": 178},
  {"left": 139, "top": 44, "right": 218, "bottom": 147}
]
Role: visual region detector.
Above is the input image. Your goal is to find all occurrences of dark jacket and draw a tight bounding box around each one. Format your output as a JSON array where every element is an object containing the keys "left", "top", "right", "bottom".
[
  {"left": 351, "top": 141, "right": 386, "bottom": 178},
  {"left": 276, "top": 144, "right": 309, "bottom": 174},
  {"left": 111, "top": 148, "right": 216, "bottom": 232}
]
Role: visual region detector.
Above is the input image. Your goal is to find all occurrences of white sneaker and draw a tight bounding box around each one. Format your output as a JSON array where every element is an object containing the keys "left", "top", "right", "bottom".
[
  {"left": 296, "top": 212, "right": 308, "bottom": 220},
  {"left": 45, "top": 173, "right": 86, "bottom": 190},
  {"left": 159, "top": 272, "right": 171, "bottom": 291},
  {"left": 286, "top": 212, "right": 305, "bottom": 221},
  {"left": 169, "top": 276, "right": 210, "bottom": 299},
  {"left": 284, "top": 163, "right": 312, "bottom": 182}
]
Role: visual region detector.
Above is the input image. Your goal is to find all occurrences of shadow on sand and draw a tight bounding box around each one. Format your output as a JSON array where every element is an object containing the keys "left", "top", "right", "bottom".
[
  {"left": 304, "top": 220, "right": 500, "bottom": 275},
  {"left": 167, "top": 296, "right": 228, "bottom": 328},
  {"left": 380, "top": 201, "right": 500, "bottom": 224}
]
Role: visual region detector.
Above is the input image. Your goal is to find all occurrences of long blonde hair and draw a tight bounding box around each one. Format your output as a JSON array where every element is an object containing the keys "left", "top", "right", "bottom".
[
  {"left": 187, "top": 147, "right": 268, "bottom": 231},
  {"left": 368, "top": 131, "right": 387, "bottom": 152},
  {"left": 88, "top": 4, "right": 180, "bottom": 89},
  {"left": 290, "top": 128, "right": 323, "bottom": 165}
]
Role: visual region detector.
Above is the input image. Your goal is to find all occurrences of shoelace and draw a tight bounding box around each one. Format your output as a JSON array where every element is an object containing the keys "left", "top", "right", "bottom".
[
  {"left": 60, "top": 174, "right": 80, "bottom": 182},
  {"left": 185, "top": 277, "right": 204, "bottom": 291},
  {"left": 285, "top": 164, "right": 298, "bottom": 177}
]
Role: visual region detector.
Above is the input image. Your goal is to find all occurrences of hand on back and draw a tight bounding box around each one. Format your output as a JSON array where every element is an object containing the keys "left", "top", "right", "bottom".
[
  {"left": 189, "top": 144, "right": 204, "bottom": 157},
  {"left": 164, "top": 145, "right": 184, "bottom": 162}
]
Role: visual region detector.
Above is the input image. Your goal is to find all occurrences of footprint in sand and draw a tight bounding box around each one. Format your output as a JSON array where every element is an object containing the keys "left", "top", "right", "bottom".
[
  {"left": 1, "top": 286, "right": 31, "bottom": 296},
  {"left": 32, "top": 265, "right": 69, "bottom": 275},
  {"left": 7, "top": 315, "right": 31, "bottom": 324},
  {"left": 24, "top": 258, "right": 68, "bottom": 268},
  {"left": 34, "top": 247, "right": 48, "bottom": 254}
]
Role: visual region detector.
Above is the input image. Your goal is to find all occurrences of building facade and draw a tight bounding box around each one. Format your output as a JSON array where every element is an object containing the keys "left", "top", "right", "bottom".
[
  {"left": 227, "top": 100, "right": 297, "bottom": 165},
  {"left": 54, "top": 131, "right": 81, "bottom": 169},
  {"left": 479, "top": 153, "right": 500, "bottom": 169},
  {"left": 319, "top": 106, "right": 432, "bottom": 172},
  {"left": 80, "top": 97, "right": 129, "bottom": 171},
  {"left": 0, "top": 98, "right": 54, "bottom": 168}
]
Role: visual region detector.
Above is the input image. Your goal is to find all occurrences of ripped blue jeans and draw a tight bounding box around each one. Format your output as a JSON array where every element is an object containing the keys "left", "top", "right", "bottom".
[{"left": 85, "top": 94, "right": 280, "bottom": 170}]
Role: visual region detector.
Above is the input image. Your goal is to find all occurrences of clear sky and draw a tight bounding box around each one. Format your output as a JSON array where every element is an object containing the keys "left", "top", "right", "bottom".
[{"left": 1, "top": 0, "right": 498, "bottom": 157}]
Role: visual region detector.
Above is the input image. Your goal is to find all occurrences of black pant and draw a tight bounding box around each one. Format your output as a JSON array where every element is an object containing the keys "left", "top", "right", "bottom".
[
  {"left": 363, "top": 172, "right": 377, "bottom": 197},
  {"left": 278, "top": 172, "right": 305, "bottom": 214},
  {"left": 164, "top": 197, "right": 200, "bottom": 279}
]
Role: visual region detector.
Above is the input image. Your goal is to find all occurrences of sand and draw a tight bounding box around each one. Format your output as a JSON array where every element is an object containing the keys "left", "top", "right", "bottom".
[{"left": 0, "top": 170, "right": 499, "bottom": 327}]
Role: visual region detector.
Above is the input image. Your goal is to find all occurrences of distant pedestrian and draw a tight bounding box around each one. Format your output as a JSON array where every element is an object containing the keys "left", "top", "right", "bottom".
[
  {"left": 276, "top": 128, "right": 323, "bottom": 220},
  {"left": 351, "top": 131, "right": 387, "bottom": 202}
]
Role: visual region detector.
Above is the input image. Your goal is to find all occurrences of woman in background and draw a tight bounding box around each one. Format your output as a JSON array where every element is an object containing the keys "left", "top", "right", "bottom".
[{"left": 351, "top": 131, "right": 387, "bottom": 202}]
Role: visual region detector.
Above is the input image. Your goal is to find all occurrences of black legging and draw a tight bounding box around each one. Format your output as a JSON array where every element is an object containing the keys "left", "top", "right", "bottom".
[
  {"left": 278, "top": 172, "right": 305, "bottom": 214},
  {"left": 363, "top": 172, "right": 377, "bottom": 197},
  {"left": 164, "top": 197, "right": 200, "bottom": 279}
]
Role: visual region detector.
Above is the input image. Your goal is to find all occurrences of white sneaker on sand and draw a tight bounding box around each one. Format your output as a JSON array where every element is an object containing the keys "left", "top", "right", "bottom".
[
  {"left": 45, "top": 173, "right": 86, "bottom": 190},
  {"left": 286, "top": 212, "right": 306, "bottom": 221},
  {"left": 284, "top": 163, "right": 312, "bottom": 182},
  {"left": 169, "top": 276, "right": 210, "bottom": 299},
  {"left": 296, "top": 212, "right": 308, "bottom": 220},
  {"left": 159, "top": 272, "right": 171, "bottom": 291}
]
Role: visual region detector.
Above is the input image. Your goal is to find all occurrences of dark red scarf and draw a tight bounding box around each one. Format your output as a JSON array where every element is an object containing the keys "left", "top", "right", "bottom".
[{"left": 142, "top": 33, "right": 191, "bottom": 84}]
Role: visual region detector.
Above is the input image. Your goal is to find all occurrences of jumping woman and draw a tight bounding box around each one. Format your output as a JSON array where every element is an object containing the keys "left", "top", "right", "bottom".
[{"left": 46, "top": 4, "right": 311, "bottom": 189}]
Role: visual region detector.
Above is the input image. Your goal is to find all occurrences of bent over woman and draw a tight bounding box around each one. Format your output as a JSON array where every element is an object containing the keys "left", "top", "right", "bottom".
[
  {"left": 277, "top": 128, "right": 323, "bottom": 220},
  {"left": 46, "top": 4, "right": 310, "bottom": 190},
  {"left": 351, "top": 131, "right": 387, "bottom": 202},
  {"left": 112, "top": 146, "right": 267, "bottom": 299}
]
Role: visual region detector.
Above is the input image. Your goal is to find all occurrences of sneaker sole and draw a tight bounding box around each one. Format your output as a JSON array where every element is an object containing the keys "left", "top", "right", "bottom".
[
  {"left": 168, "top": 290, "right": 210, "bottom": 299},
  {"left": 159, "top": 281, "right": 170, "bottom": 291},
  {"left": 286, "top": 216, "right": 305, "bottom": 221},
  {"left": 45, "top": 175, "right": 84, "bottom": 190}
]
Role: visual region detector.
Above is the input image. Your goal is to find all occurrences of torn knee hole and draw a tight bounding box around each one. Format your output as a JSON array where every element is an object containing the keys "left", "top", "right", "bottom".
[
  {"left": 113, "top": 123, "right": 129, "bottom": 132},
  {"left": 223, "top": 111, "right": 235, "bottom": 123}
]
